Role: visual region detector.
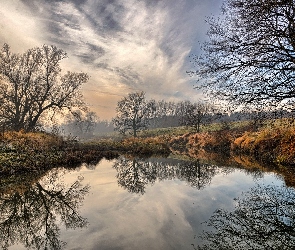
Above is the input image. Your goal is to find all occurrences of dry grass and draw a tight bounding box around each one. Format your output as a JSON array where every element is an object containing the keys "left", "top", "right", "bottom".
[
  {"left": 169, "top": 129, "right": 239, "bottom": 156},
  {"left": 170, "top": 120, "right": 295, "bottom": 166},
  {"left": 0, "top": 130, "right": 120, "bottom": 174},
  {"left": 117, "top": 136, "right": 170, "bottom": 156},
  {"left": 1, "top": 118, "right": 295, "bottom": 175},
  {"left": 0, "top": 130, "right": 63, "bottom": 152},
  {"left": 232, "top": 126, "right": 295, "bottom": 165},
  {"left": 0, "top": 130, "right": 171, "bottom": 174}
]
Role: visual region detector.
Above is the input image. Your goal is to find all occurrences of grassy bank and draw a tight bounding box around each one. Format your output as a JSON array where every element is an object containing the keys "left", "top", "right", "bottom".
[
  {"left": 0, "top": 131, "right": 115, "bottom": 174},
  {"left": 231, "top": 126, "right": 295, "bottom": 165},
  {"left": 1, "top": 119, "right": 294, "bottom": 175},
  {"left": 169, "top": 121, "right": 295, "bottom": 166},
  {"left": 0, "top": 130, "right": 170, "bottom": 174}
]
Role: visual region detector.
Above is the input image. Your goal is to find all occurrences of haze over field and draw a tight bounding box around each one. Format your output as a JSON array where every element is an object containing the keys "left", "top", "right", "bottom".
[{"left": 0, "top": 0, "right": 222, "bottom": 120}]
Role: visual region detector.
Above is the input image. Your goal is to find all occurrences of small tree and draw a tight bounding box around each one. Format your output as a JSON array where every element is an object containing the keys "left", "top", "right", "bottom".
[
  {"left": 0, "top": 44, "right": 88, "bottom": 131},
  {"left": 112, "top": 92, "right": 151, "bottom": 137},
  {"left": 64, "top": 111, "right": 98, "bottom": 139},
  {"left": 179, "top": 101, "right": 213, "bottom": 132}
]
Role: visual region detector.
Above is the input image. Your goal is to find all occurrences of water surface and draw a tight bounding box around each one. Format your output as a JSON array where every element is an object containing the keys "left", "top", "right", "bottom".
[{"left": 2, "top": 156, "right": 293, "bottom": 249}]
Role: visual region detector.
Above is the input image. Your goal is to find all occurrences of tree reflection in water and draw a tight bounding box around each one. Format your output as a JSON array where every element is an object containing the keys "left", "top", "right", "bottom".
[
  {"left": 197, "top": 184, "right": 295, "bottom": 250},
  {"left": 0, "top": 170, "right": 89, "bottom": 250},
  {"left": 113, "top": 156, "right": 234, "bottom": 194}
]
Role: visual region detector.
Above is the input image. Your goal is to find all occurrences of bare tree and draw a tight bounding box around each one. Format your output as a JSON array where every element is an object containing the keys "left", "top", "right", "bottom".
[
  {"left": 65, "top": 111, "right": 98, "bottom": 138},
  {"left": 0, "top": 44, "right": 89, "bottom": 131},
  {"left": 112, "top": 92, "right": 152, "bottom": 137},
  {"left": 176, "top": 101, "right": 192, "bottom": 126},
  {"left": 178, "top": 101, "right": 214, "bottom": 132},
  {"left": 189, "top": 0, "right": 295, "bottom": 108}
]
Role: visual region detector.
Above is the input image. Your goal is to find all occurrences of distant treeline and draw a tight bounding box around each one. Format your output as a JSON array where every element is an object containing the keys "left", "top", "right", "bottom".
[{"left": 59, "top": 99, "right": 295, "bottom": 139}]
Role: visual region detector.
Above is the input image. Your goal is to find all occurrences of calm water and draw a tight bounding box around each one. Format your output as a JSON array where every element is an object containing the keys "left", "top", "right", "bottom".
[{"left": 2, "top": 156, "right": 295, "bottom": 249}]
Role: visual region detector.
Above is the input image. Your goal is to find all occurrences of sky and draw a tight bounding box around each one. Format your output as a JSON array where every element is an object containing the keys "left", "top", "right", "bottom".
[{"left": 0, "top": 0, "right": 223, "bottom": 120}]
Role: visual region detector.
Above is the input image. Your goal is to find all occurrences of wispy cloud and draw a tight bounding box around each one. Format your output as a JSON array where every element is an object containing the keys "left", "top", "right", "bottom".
[{"left": 0, "top": 0, "right": 222, "bottom": 119}]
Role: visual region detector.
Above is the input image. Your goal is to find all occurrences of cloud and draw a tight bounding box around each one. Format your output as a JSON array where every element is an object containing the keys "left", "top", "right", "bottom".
[
  {"left": 0, "top": 0, "right": 223, "bottom": 119},
  {"left": 0, "top": 1, "right": 44, "bottom": 50}
]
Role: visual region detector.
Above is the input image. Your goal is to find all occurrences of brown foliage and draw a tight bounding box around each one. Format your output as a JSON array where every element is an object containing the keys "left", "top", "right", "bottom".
[
  {"left": 232, "top": 127, "right": 295, "bottom": 165},
  {"left": 170, "top": 125, "right": 295, "bottom": 166},
  {"left": 169, "top": 130, "right": 236, "bottom": 155},
  {"left": 0, "top": 130, "right": 64, "bottom": 152}
]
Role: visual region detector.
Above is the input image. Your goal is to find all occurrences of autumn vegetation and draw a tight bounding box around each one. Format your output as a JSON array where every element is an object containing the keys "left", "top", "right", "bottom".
[
  {"left": 1, "top": 103, "right": 295, "bottom": 179},
  {"left": 170, "top": 119, "right": 295, "bottom": 164},
  {"left": 0, "top": 130, "right": 115, "bottom": 174},
  {"left": 232, "top": 125, "right": 295, "bottom": 165}
]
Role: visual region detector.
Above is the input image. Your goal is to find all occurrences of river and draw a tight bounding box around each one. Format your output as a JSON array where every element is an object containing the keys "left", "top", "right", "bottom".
[{"left": 2, "top": 155, "right": 294, "bottom": 249}]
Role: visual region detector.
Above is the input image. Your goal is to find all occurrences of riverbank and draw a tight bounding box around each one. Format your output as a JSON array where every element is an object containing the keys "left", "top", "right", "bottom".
[
  {"left": 169, "top": 124, "right": 295, "bottom": 166},
  {"left": 1, "top": 122, "right": 294, "bottom": 175},
  {"left": 0, "top": 130, "right": 170, "bottom": 175},
  {"left": 168, "top": 124, "right": 295, "bottom": 187}
]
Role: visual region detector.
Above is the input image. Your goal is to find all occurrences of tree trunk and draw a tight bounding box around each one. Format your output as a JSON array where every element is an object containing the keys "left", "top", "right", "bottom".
[{"left": 133, "top": 116, "right": 137, "bottom": 137}]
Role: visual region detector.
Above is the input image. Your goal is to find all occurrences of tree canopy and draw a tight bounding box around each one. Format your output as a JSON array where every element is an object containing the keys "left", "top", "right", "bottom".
[
  {"left": 0, "top": 44, "right": 89, "bottom": 131},
  {"left": 190, "top": 0, "right": 295, "bottom": 109},
  {"left": 112, "top": 92, "right": 152, "bottom": 137},
  {"left": 179, "top": 101, "right": 214, "bottom": 132}
]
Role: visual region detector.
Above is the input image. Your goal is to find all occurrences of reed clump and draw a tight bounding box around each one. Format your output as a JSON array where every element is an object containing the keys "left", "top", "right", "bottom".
[
  {"left": 232, "top": 127, "right": 295, "bottom": 165},
  {"left": 169, "top": 129, "right": 237, "bottom": 156}
]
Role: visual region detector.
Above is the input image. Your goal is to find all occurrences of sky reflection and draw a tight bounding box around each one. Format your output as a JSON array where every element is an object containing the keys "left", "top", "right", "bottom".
[
  {"left": 55, "top": 158, "right": 282, "bottom": 250},
  {"left": 3, "top": 157, "right": 284, "bottom": 249}
]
